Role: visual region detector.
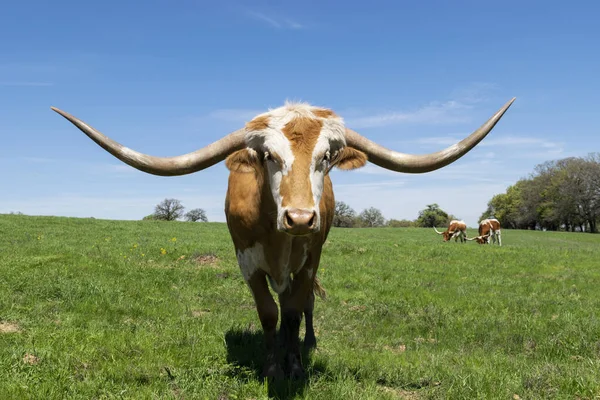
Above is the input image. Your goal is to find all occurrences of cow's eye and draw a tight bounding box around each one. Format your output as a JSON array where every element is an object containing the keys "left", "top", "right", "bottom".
[
  {"left": 323, "top": 151, "right": 331, "bottom": 163},
  {"left": 264, "top": 152, "right": 273, "bottom": 162}
]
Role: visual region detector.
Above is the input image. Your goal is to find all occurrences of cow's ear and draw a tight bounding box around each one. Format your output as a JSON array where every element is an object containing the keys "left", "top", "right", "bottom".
[
  {"left": 225, "top": 149, "right": 260, "bottom": 173},
  {"left": 335, "top": 147, "right": 367, "bottom": 170}
]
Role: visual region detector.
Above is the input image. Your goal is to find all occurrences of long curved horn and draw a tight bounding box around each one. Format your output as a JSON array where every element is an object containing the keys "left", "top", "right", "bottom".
[
  {"left": 344, "top": 98, "right": 515, "bottom": 173},
  {"left": 51, "top": 107, "right": 246, "bottom": 176},
  {"left": 433, "top": 227, "right": 443, "bottom": 234},
  {"left": 465, "top": 236, "right": 478, "bottom": 241}
]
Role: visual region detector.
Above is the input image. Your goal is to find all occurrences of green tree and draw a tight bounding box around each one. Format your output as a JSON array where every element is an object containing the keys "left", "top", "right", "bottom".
[
  {"left": 480, "top": 153, "right": 600, "bottom": 232},
  {"left": 479, "top": 182, "right": 526, "bottom": 229},
  {"left": 358, "top": 207, "right": 386, "bottom": 227},
  {"left": 416, "top": 204, "right": 450, "bottom": 228}
]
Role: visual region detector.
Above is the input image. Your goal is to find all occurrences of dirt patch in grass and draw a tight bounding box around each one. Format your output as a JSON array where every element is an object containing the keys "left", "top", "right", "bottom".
[
  {"left": 193, "top": 253, "right": 220, "bottom": 267},
  {"left": 0, "top": 322, "right": 21, "bottom": 333},
  {"left": 23, "top": 353, "right": 40, "bottom": 365},
  {"left": 384, "top": 344, "right": 407, "bottom": 354}
]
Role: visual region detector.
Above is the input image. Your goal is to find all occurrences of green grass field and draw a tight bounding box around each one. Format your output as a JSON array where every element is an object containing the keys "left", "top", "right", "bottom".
[{"left": 1, "top": 214, "right": 600, "bottom": 399}]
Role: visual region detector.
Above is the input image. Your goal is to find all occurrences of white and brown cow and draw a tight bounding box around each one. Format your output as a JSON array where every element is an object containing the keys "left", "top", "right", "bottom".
[
  {"left": 51, "top": 97, "right": 514, "bottom": 379},
  {"left": 433, "top": 220, "right": 468, "bottom": 242},
  {"left": 465, "top": 232, "right": 490, "bottom": 244},
  {"left": 467, "top": 218, "right": 502, "bottom": 245}
]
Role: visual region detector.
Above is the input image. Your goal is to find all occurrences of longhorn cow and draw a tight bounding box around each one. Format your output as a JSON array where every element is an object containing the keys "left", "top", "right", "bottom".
[
  {"left": 465, "top": 232, "right": 490, "bottom": 244},
  {"left": 467, "top": 218, "right": 502, "bottom": 245},
  {"left": 433, "top": 219, "right": 468, "bottom": 242},
  {"left": 51, "top": 97, "right": 514, "bottom": 379}
]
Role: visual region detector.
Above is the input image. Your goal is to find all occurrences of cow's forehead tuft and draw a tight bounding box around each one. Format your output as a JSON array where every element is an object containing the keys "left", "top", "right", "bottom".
[{"left": 244, "top": 102, "right": 346, "bottom": 153}]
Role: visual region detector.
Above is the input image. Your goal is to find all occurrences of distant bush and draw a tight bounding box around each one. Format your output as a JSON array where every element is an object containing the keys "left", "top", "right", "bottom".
[{"left": 387, "top": 219, "right": 416, "bottom": 228}]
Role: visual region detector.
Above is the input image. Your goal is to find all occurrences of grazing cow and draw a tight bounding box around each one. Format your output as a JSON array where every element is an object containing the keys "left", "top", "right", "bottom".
[
  {"left": 467, "top": 218, "right": 502, "bottom": 245},
  {"left": 51, "top": 97, "right": 514, "bottom": 379},
  {"left": 465, "top": 232, "right": 490, "bottom": 244},
  {"left": 433, "top": 220, "right": 468, "bottom": 242}
]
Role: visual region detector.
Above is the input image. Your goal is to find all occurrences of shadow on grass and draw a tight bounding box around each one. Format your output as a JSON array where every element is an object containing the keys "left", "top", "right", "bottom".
[{"left": 224, "top": 328, "right": 328, "bottom": 399}]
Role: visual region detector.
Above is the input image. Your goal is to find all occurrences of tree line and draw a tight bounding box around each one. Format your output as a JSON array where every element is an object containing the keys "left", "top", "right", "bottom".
[
  {"left": 480, "top": 153, "right": 600, "bottom": 233},
  {"left": 143, "top": 198, "right": 208, "bottom": 222},
  {"left": 333, "top": 202, "right": 455, "bottom": 228}
]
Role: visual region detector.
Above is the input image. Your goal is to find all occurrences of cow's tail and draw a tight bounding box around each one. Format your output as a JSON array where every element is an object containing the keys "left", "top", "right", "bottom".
[{"left": 313, "top": 276, "right": 327, "bottom": 300}]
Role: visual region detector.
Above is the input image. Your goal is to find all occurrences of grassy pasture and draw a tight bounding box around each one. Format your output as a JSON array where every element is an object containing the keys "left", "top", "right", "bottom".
[{"left": 1, "top": 213, "right": 600, "bottom": 399}]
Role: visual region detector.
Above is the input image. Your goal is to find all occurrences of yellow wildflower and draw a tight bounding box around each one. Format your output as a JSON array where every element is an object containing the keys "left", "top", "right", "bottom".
[
  {"left": 160, "top": 248, "right": 167, "bottom": 255},
  {"left": 171, "top": 237, "right": 177, "bottom": 242}
]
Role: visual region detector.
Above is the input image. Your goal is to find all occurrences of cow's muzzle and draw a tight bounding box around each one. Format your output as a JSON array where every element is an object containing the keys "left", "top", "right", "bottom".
[{"left": 282, "top": 208, "right": 318, "bottom": 235}]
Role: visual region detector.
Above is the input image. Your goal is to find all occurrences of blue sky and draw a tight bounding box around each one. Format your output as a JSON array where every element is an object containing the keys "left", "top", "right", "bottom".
[{"left": 1, "top": 1, "right": 599, "bottom": 227}]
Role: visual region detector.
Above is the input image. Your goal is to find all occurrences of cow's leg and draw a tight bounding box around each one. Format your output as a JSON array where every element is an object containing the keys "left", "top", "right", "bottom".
[
  {"left": 247, "top": 272, "right": 283, "bottom": 380},
  {"left": 303, "top": 289, "right": 316, "bottom": 349},
  {"left": 305, "top": 276, "right": 326, "bottom": 349},
  {"left": 497, "top": 230, "right": 502, "bottom": 246},
  {"left": 453, "top": 231, "right": 460, "bottom": 242},
  {"left": 278, "top": 267, "right": 314, "bottom": 378}
]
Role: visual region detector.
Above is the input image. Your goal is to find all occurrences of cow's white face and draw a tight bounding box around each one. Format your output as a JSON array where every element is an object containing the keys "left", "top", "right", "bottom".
[{"left": 226, "top": 102, "right": 367, "bottom": 236}]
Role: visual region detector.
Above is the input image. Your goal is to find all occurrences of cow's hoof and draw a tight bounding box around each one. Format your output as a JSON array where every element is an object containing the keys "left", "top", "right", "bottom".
[
  {"left": 288, "top": 363, "right": 305, "bottom": 380},
  {"left": 285, "top": 354, "right": 305, "bottom": 380},
  {"left": 303, "top": 334, "right": 317, "bottom": 350},
  {"left": 262, "top": 362, "right": 284, "bottom": 381}
]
